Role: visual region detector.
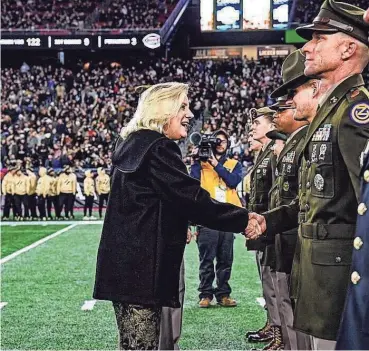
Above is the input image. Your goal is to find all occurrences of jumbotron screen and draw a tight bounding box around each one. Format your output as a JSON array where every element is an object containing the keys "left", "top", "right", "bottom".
[{"left": 200, "top": 0, "right": 289, "bottom": 31}]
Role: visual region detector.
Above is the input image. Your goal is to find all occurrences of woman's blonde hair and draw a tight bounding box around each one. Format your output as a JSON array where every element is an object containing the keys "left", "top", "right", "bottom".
[{"left": 120, "top": 82, "right": 189, "bottom": 139}]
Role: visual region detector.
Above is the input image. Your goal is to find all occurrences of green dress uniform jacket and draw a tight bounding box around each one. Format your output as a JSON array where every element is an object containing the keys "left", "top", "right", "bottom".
[
  {"left": 268, "top": 126, "right": 308, "bottom": 274},
  {"left": 247, "top": 141, "right": 276, "bottom": 263},
  {"left": 263, "top": 74, "right": 369, "bottom": 340}
]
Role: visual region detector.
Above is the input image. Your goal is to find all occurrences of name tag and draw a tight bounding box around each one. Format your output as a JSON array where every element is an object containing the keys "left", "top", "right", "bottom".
[{"left": 215, "top": 187, "right": 227, "bottom": 203}]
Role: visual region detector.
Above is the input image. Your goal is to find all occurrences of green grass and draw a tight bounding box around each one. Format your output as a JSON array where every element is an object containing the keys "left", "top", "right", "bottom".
[
  {"left": 1, "top": 225, "right": 68, "bottom": 258},
  {"left": 1, "top": 224, "right": 266, "bottom": 350}
]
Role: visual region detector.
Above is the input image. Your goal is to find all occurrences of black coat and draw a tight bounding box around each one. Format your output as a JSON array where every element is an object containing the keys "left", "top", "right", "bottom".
[{"left": 93, "top": 130, "right": 249, "bottom": 308}]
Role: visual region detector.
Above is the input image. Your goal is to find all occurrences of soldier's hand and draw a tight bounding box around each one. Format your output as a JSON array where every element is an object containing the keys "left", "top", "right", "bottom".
[{"left": 245, "top": 212, "right": 266, "bottom": 239}]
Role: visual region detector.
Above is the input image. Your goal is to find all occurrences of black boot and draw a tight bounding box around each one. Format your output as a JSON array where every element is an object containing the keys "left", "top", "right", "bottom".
[
  {"left": 262, "top": 326, "right": 284, "bottom": 350},
  {"left": 247, "top": 320, "right": 274, "bottom": 343}
]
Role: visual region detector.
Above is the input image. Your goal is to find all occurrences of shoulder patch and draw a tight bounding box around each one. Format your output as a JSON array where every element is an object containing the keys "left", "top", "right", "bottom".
[{"left": 350, "top": 101, "right": 369, "bottom": 125}]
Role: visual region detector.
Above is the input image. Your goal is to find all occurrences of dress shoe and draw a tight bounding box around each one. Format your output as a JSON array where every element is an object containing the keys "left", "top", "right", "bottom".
[
  {"left": 218, "top": 296, "right": 237, "bottom": 307},
  {"left": 246, "top": 320, "right": 270, "bottom": 338},
  {"left": 248, "top": 329, "right": 274, "bottom": 343},
  {"left": 262, "top": 326, "right": 284, "bottom": 350},
  {"left": 198, "top": 297, "right": 212, "bottom": 308}
]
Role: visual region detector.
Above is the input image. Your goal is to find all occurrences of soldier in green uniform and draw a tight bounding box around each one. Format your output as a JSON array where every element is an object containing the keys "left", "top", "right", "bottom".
[
  {"left": 245, "top": 107, "right": 283, "bottom": 348},
  {"left": 267, "top": 50, "right": 312, "bottom": 351},
  {"left": 246, "top": 1, "right": 369, "bottom": 349}
]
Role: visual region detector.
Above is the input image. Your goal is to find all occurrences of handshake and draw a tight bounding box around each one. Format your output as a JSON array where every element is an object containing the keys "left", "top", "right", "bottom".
[{"left": 245, "top": 212, "right": 267, "bottom": 239}]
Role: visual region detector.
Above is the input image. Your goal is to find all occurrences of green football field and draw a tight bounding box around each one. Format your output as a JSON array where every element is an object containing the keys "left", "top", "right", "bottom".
[{"left": 1, "top": 224, "right": 265, "bottom": 350}]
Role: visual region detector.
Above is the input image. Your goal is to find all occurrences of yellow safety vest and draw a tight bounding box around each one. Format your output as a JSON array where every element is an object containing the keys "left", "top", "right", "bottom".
[{"left": 200, "top": 159, "right": 241, "bottom": 207}]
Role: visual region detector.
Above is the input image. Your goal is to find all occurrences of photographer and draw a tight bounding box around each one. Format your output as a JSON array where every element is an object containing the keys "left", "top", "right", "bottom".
[{"left": 190, "top": 130, "right": 242, "bottom": 308}]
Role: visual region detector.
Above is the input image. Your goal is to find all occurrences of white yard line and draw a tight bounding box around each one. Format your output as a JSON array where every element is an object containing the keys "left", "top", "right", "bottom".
[
  {"left": 81, "top": 300, "right": 97, "bottom": 311},
  {"left": 0, "top": 302, "right": 8, "bottom": 310},
  {"left": 1, "top": 220, "right": 103, "bottom": 226},
  {"left": 0, "top": 224, "right": 78, "bottom": 264}
]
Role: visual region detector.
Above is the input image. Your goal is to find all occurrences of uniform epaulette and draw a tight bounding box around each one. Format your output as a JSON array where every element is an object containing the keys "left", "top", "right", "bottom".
[{"left": 346, "top": 86, "right": 369, "bottom": 103}]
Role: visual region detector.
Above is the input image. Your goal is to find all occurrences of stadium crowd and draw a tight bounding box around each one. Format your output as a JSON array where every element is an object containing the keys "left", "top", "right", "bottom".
[
  {"left": 94, "top": 0, "right": 177, "bottom": 30},
  {"left": 1, "top": 0, "right": 104, "bottom": 30},
  {"left": 1, "top": 56, "right": 285, "bottom": 173},
  {"left": 293, "top": 0, "right": 368, "bottom": 25},
  {"left": 1, "top": 0, "right": 178, "bottom": 30}
]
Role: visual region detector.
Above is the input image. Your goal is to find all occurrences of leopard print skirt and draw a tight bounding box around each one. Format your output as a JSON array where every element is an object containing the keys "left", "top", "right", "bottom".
[{"left": 112, "top": 302, "right": 162, "bottom": 350}]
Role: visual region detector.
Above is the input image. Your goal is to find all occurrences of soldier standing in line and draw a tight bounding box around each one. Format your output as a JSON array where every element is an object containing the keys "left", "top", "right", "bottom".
[
  {"left": 47, "top": 168, "right": 60, "bottom": 220},
  {"left": 83, "top": 170, "right": 96, "bottom": 220},
  {"left": 1, "top": 165, "right": 16, "bottom": 220},
  {"left": 57, "top": 165, "right": 76, "bottom": 220},
  {"left": 96, "top": 167, "right": 110, "bottom": 219},
  {"left": 245, "top": 107, "right": 282, "bottom": 349},
  {"left": 26, "top": 166, "right": 38, "bottom": 221},
  {"left": 247, "top": 1, "right": 369, "bottom": 348},
  {"left": 13, "top": 167, "right": 30, "bottom": 221},
  {"left": 36, "top": 167, "right": 49, "bottom": 221},
  {"left": 336, "top": 7, "right": 369, "bottom": 350},
  {"left": 264, "top": 50, "right": 314, "bottom": 351}
]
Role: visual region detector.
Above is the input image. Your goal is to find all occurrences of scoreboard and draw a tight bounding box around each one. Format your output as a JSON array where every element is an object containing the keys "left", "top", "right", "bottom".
[
  {"left": 201, "top": 0, "right": 289, "bottom": 31},
  {"left": 0, "top": 32, "right": 161, "bottom": 50}
]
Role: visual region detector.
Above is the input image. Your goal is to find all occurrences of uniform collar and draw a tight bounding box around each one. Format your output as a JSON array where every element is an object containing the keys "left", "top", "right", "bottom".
[
  {"left": 285, "top": 125, "right": 308, "bottom": 146},
  {"left": 304, "top": 74, "right": 365, "bottom": 149}
]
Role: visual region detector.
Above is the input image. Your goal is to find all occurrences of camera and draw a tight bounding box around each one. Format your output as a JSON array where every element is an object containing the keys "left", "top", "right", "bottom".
[{"left": 189, "top": 132, "right": 221, "bottom": 162}]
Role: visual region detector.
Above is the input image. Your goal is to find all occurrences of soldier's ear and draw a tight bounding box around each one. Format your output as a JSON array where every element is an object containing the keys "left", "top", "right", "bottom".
[
  {"left": 341, "top": 40, "right": 357, "bottom": 61},
  {"left": 311, "top": 80, "right": 320, "bottom": 98}
]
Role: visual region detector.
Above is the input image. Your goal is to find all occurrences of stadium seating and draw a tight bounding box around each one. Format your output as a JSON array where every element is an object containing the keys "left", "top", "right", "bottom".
[
  {"left": 1, "top": 0, "right": 178, "bottom": 30},
  {"left": 1, "top": 57, "right": 284, "bottom": 170}
]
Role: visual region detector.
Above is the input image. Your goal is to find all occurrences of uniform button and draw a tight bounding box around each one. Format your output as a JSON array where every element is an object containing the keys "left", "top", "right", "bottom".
[
  {"left": 364, "top": 170, "right": 369, "bottom": 183},
  {"left": 351, "top": 271, "right": 361, "bottom": 284},
  {"left": 335, "top": 256, "right": 341, "bottom": 263},
  {"left": 306, "top": 161, "right": 311, "bottom": 168},
  {"left": 358, "top": 203, "right": 367, "bottom": 215},
  {"left": 305, "top": 203, "right": 310, "bottom": 211},
  {"left": 353, "top": 237, "right": 363, "bottom": 250},
  {"left": 306, "top": 182, "right": 311, "bottom": 189}
]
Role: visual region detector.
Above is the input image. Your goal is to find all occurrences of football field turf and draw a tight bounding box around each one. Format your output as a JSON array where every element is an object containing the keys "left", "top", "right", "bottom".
[{"left": 1, "top": 224, "right": 265, "bottom": 350}]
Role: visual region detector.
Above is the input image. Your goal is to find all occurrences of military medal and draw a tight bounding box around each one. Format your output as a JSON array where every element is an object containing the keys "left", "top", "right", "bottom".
[
  {"left": 311, "top": 144, "right": 318, "bottom": 163},
  {"left": 314, "top": 174, "right": 325, "bottom": 191},
  {"left": 283, "top": 182, "right": 289, "bottom": 192},
  {"left": 319, "top": 144, "right": 327, "bottom": 161}
]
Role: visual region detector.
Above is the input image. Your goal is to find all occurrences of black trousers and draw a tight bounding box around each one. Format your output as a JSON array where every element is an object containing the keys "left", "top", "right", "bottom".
[
  {"left": 37, "top": 196, "right": 47, "bottom": 218},
  {"left": 112, "top": 302, "right": 161, "bottom": 350},
  {"left": 84, "top": 195, "right": 94, "bottom": 216},
  {"left": 14, "top": 194, "right": 28, "bottom": 217},
  {"left": 99, "top": 193, "right": 109, "bottom": 217},
  {"left": 3, "top": 194, "right": 16, "bottom": 218},
  {"left": 28, "top": 194, "right": 37, "bottom": 218},
  {"left": 47, "top": 195, "right": 60, "bottom": 218},
  {"left": 196, "top": 226, "right": 235, "bottom": 301},
  {"left": 59, "top": 193, "right": 74, "bottom": 218},
  {"left": 70, "top": 194, "right": 75, "bottom": 217}
]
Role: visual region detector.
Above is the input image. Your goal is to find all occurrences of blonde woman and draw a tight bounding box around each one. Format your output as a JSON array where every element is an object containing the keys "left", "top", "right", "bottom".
[{"left": 93, "top": 82, "right": 252, "bottom": 350}]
